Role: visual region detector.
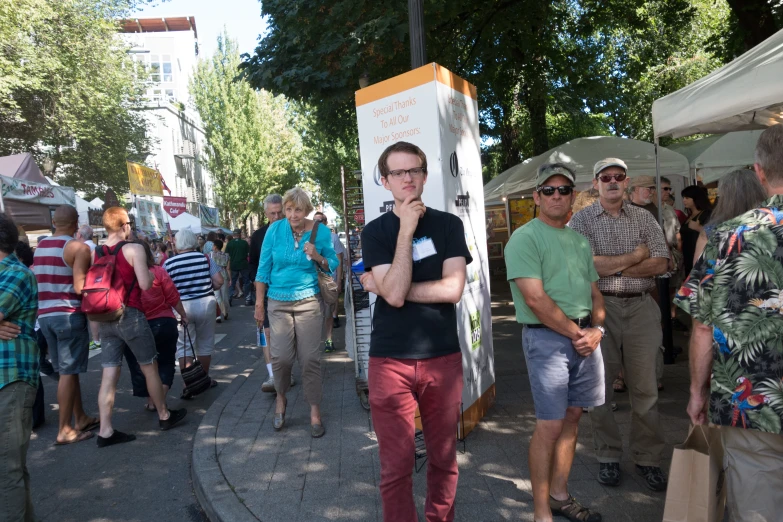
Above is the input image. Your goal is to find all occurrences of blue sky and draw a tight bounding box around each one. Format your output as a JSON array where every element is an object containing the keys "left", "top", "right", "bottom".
[{"left": 134, "top": 0, "right": 267, "bottom": 58}]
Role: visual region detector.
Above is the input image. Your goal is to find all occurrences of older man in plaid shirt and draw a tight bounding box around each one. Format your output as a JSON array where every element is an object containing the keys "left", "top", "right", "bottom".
[{"left": 0, "top": 212, "right": 39, "bottom": 522}]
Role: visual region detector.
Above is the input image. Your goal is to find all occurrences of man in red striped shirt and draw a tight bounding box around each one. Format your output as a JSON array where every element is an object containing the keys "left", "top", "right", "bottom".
[{"left": 33, "top": 205, "right": 98, "bottom": 445}]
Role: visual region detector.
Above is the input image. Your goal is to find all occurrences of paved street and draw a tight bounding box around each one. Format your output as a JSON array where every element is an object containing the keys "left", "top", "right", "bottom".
[
  {"left": 28, "top": 301, "right": 264, "bottom": 522},
  {"left": 193, "top": 283, "right": 693, "bottom": 522},
  {"left": 26, "top": 283, "right": 693, "bottom": 522}
]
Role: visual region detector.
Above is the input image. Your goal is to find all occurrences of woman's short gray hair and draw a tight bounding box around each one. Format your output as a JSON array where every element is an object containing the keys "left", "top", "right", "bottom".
[
  {"left": 175, "top": 227, "right": 198, "bottom": 251},
  {"left": 282, "top": 187, "right": 314, "bottom": 215}
]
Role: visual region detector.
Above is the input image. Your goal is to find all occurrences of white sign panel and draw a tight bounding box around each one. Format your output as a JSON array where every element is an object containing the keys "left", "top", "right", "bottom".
[
  {"left": 134, "top": 198, "right": 166, "bottom": 237},
  {"left": 355, "top": 64, "right": 495, "bottom": 431}
]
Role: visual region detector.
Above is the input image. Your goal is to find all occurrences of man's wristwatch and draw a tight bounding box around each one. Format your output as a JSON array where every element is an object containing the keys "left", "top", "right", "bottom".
[
  {"left": 614, "top": 271, "right": 622, "bottom": 277},
  {"left": 593, "top": 325, "right": 606, "bottom": 338}
]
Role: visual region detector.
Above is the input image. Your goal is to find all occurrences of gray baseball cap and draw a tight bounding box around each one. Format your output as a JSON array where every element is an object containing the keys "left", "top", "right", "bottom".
[
  {"left": 593, "top": 157, "right": 628, "bottom": 178},
  {"left": 535, "top": 163, "right": 576, "bottom": 187}
]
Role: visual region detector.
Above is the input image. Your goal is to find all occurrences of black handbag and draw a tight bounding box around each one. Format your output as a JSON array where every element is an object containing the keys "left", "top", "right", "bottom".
[
  {"left": 180, "top": 326, "right": 211, "bottom": 398},
  {"left": 309, "top": 223, "right": 339, "bottom": 305}
]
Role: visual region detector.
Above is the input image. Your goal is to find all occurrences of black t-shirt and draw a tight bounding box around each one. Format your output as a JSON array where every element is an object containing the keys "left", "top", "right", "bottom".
[
  {"left": 361, "top": 207, "right": 472, "bottom": 359},
  {"left": 248, "top": 224, "right": 269, "bottom": 274}
]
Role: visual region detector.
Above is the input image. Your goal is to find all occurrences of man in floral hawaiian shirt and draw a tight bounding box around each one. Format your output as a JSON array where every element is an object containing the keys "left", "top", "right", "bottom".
[{"left": 675, "top": 124, "right": 783, "bottom": 522}]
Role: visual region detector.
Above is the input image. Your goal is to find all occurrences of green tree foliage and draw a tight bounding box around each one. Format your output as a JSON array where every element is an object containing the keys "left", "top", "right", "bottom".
[
  {"left": 242, "top": 0, "right": 751, "bottom": 191},
  {"left": 0, "top": 0, "right": 154, "bottom": 199},
  {"left": 189, "top": 32, "right": 305, "bottom": 224}
]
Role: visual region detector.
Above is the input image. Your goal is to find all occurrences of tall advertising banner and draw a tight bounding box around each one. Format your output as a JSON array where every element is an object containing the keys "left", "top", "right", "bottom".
[{"left": 355, "top": 63, "right": 494, "bottom": 436}]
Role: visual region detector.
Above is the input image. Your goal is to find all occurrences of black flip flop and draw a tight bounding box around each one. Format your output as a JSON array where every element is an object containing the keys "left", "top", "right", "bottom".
[
  {"left": 97, "top": 431, "right": 136, "bottom": 448},
  {"left": 78, "top": 419, "right": 100, "bottom": 432}
]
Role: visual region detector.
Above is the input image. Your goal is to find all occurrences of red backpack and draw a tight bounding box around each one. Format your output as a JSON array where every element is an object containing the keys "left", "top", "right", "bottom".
[{"left": 82, "top": 242, "right": 135, "bottom": 322}]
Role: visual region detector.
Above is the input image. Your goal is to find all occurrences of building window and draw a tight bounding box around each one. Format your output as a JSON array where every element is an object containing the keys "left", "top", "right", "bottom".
[
  {"left": 162, "top": 55, "right": 173, "bottom": 82},
  {"left": 149, "top": 55, "right": 160, "bottom": 82}
]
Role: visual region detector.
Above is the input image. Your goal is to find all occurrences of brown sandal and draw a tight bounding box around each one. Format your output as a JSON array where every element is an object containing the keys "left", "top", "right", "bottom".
[
  {"left": 550, "top": 494, "right": 602, "bottom": 522},
  {"left": 612, "top": 377, "right": 627, "bottom": 393}
]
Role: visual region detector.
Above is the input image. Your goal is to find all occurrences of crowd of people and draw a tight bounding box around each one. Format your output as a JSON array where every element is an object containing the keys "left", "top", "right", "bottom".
[
  {"left": 2, "top": 125, "right": 782, "bottom": 521},
  {"left": 0, "top": 187, "right": 346, "bottom": 521}
]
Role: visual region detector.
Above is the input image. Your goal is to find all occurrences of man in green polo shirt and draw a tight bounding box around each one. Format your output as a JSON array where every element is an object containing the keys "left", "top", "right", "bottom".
[
  {"left": 226, "top": 228, "right": 251, "bottom": 303},
  {"left": 505, "top": 163, "right": 605, "bottom": 522}
]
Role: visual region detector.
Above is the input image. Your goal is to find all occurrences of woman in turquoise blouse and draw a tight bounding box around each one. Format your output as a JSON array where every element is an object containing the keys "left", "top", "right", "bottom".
[{"left": 254, "top": 187, "right": 338, "bottom": 437}]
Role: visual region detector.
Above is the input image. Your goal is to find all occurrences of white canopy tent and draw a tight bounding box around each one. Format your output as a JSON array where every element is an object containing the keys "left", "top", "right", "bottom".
[
  {"left": 652, "top": 28, "right": 783, "bottom": 139},
  {"left": 168, "top": 211, "right": 202, "bottom": 233},
  {"left": 484, "top": 136, "right": 689, "bottom": 205},
  {"left": 667, "top": 130, "right": 763, "bottom": 184},
  {"left": 74, "top": 196, "right": 103, "bottom": 226}
]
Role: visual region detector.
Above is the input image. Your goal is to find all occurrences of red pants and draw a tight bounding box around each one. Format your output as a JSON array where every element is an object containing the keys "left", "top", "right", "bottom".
[{"left": 369, "top": 352, "right": 464, "bottom": 522}]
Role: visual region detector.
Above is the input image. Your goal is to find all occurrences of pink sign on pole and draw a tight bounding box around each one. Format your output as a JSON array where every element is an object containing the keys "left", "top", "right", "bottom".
[{"left": 163, "top": 196, "right": 187, "bottom": 217}]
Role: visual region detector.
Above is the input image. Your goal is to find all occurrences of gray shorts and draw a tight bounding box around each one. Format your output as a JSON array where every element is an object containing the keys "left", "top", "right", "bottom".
[
  {"left": 99, "top": 306, "right": 157, "bottom": 368},
  {"left": 522, "top": 326, "right": 605, "bottom": 420},
  {"left": 38, "top": 313, "right": 90, "bottom": 375}
]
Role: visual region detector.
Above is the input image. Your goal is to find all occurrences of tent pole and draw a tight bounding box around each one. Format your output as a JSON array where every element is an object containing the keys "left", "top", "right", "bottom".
[
  {"left": 655, "top": 138, "right": 676, "bottom": 365},
  {"left": 504, "top": 197, "right": 511, "bottom": 236}
]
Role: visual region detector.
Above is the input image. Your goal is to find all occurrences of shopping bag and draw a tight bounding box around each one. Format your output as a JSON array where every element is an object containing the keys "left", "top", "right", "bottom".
[{"left": 662, "top": 425, "right": 727, "bottom": 522}]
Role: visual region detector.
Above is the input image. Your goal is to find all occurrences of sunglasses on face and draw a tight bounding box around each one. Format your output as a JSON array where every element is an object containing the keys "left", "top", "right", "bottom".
[
  {"left": 597, "top": 172, "right": 627, "bottom": 183},
  {"left": 536, "top": 185, "right": 574, "bottom": 196},
  {"left": 662, "top": 187, "right": 673, "bottom": 191}
]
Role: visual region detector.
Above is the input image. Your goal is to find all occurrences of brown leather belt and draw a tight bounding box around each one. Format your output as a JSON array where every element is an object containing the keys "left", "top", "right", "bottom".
[
  {"left": 525, "top": 315, "right": 592, "bottom": 329},
  {"left": 601, "top": 291, "right": 649, "bottom": 299}
]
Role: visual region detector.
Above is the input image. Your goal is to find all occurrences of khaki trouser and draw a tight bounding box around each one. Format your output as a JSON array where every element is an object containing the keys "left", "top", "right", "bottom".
[
  {"left": 0, "top": 381, "right": 36, "bottom": 522},
  {"left": 268, "top": 296, "right": 324, "bottom": 405},
  {"left": 721, "top": 426, "right": 783, "bottom": 522},
  {"left": 590, "top": 294, "right": 665, "bottom": 466}
]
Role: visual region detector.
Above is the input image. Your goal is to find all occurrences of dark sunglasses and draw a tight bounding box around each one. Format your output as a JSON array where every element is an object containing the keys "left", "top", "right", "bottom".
[
  {"left": 597, "top": 172, "right": 627, "bottom": 183},
  {"left": 662, "top": 187, "right": 673, "bottom": 191},
  {"left": 537, "top": 185, "right": 574, "bottom": 196}
]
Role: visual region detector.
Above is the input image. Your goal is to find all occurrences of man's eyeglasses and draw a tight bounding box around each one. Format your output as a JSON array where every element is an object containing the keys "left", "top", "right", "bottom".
[
  {"left": 536, "top": 185, "right": 574, "bottom": 196},
  {"left": 387, "top": 167, "right": 426, "bottom": 179},
  {"left": 661, "top": 187, "right": 673, "bottom": 191},
  {"left": 597, "top": 172, "right": 627, "bottom": 183}
]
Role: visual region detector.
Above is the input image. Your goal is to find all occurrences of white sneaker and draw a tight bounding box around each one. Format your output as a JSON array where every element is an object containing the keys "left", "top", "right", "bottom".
[
  {"left": 261, "top": 376, "right": 275, "bottom": 393},
  {"left": 216, "top": 316, "right": 222, "bottom": 323}
]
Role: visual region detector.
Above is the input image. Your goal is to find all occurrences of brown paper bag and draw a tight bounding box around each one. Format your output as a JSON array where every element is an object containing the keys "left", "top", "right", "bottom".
[{"left": 663, "top": 425, "right": 727, "bottom": 522}]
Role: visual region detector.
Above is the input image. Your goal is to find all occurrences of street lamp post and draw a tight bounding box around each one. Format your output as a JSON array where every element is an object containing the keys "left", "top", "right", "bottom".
[{"left": 408, "top": 0, "right": 427, "bottom": 69}]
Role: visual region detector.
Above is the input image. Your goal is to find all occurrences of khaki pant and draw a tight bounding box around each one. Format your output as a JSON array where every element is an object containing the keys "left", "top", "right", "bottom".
[
  {"left": 268, "top": 296, "right": 324, "bottom": 405},
  {"left": 721, "top": 426, "right": 783, "bottom": 522},
  {"left": 0, "top": 381, "right": 36, "bottom": 522},
  {"left": 590, "top": 294, "right": 665, "bottom": 466}
]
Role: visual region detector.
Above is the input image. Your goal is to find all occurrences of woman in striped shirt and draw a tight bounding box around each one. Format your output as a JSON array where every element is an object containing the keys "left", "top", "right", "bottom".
[{"left": 163, "top": 228, "right": 223, "bottom": 393}]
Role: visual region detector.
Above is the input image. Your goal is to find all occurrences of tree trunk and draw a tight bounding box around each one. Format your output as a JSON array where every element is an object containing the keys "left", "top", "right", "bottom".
[
  {"left": 498, "top": 101, "right": 522, "bottom": 171},
  {"left": 726, "top": 0, "right": 779, "bottom": 51},
  {"left": 520, "top": 66, "right": 549, "bottom": 156}
]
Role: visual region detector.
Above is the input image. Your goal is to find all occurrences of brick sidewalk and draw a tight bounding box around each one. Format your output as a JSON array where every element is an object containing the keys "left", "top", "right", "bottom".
[{"left": 193, "top": 293, "right": 692, "bottom": 522}]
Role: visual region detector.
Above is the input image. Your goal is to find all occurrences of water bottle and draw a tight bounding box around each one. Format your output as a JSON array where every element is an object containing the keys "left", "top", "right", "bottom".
[{"left": 257, "top": 327, "right": 267, "bottom": 348}]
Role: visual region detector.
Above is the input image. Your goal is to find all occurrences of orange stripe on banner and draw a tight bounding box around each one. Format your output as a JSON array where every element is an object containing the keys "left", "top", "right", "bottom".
[
  {"left": 435, "top": 64, "right": 477, "bottom": 101},
  {"left": 355, "top": 64, "right": 435, "bottom": 107}
]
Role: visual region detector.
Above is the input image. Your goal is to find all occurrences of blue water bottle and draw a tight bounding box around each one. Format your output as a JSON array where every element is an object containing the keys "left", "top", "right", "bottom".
[{"left": 257, "top": 327, "right": 267, "bottom": 348}]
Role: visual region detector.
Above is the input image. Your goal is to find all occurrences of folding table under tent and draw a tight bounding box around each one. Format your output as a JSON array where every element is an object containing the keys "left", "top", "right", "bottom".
[
  {"left": 0, "top": 153, "right": 76, "bottom": 230},
  {"left": 483, "top": 136, "right": 690, "bottom": 205}
]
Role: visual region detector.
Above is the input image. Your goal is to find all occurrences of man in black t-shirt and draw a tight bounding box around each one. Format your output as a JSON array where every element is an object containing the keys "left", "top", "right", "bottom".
[{"left": 361, "top": 141, "right": 471, "bottom": 522}]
